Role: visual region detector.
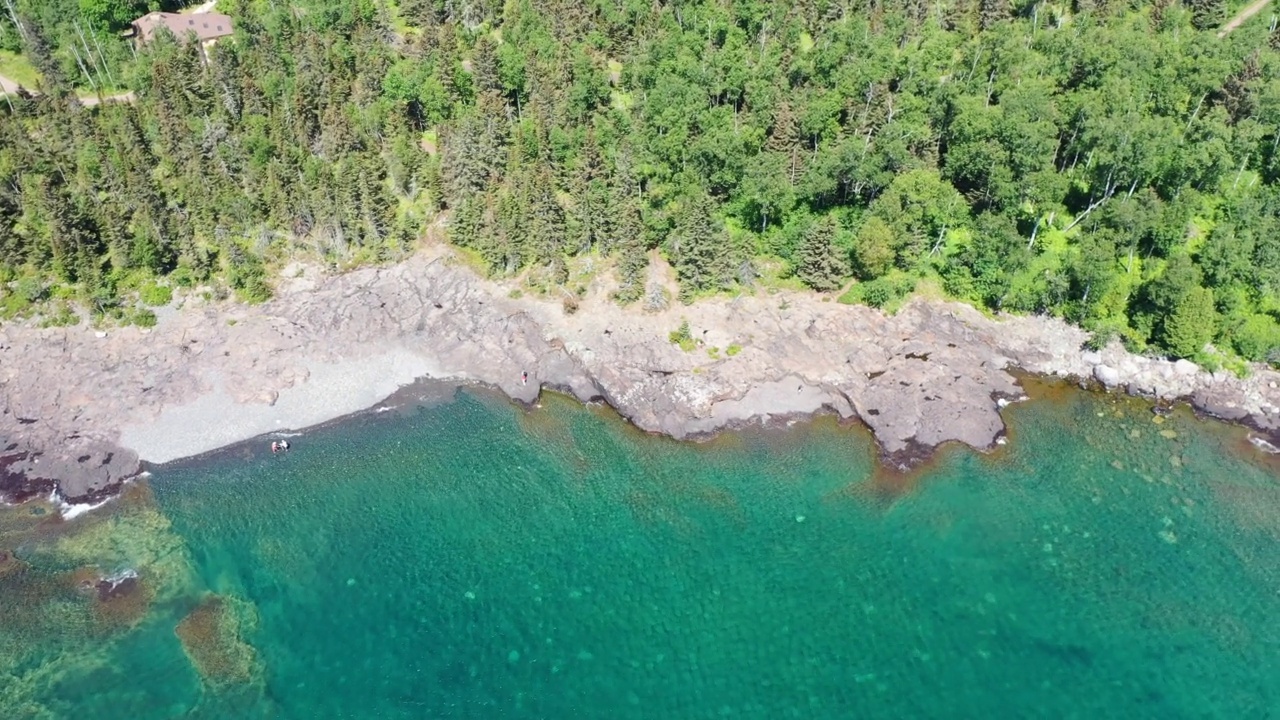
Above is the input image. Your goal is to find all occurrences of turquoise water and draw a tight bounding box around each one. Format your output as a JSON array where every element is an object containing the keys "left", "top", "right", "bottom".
[{"left": 2, "top": 385, "right": 1279, "bottom": 718}]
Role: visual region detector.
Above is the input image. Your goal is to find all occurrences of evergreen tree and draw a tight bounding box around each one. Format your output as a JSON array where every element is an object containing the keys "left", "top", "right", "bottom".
[
  {"left": 766, "top": 102, "right": 804, "bottom": 185},
  {"left": 796, "top": 216, "right": 849, "bottom": 292},
  {"left": 528, "top": 168, "right": 567, "bottom": 281},
  {"left": 568, "top": 131, "right": 608, "bottom": 254},
  {"left": 471, "top": 33, "right": 500, "bottom": 96},
  {"left": 612, "top": 197, "right": 647, "bottom": 303},
  {"left": 1188, "top": 0, "right": 1225, "bottom": 30},
  {"left": 672, "top": 192, "right": 734, "bottom": 303},
  {"left": 978, "top": 0, "right": 1009, "bottom": 29}
]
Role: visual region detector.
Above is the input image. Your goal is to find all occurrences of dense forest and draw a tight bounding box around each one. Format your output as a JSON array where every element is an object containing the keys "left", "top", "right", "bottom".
[{"left": 2, "top": 0, "right": 1280, "bottom": 367}]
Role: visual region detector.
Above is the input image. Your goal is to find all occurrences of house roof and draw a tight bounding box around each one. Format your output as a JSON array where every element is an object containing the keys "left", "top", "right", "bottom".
[{"left": 132, "top": 12, "right": 234, "bottom": 43}]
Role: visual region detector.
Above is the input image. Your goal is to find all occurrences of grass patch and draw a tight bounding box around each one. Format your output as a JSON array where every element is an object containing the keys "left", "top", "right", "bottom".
[
  {"left": 0, "top": 50, "right": 41, "bottom": 90},
  {"left": 752, "top": 255, "right": 808, "bottom": 293},
  {"left": 39, "top": 301, "right": 79, "bottom": 328},
  {"left": 838, "top": 271, "right": 917, "bottom": 310},
  {"left": 726, "top": 343, "right": 742, "bottom": 357},
  {"left": 139, "top": 282, "right": 173, "bottom": 307},
  {"left": 610, "top": 90, "right": 633, "bottom": 111},
  {"left": 448, "top": 245, "right": 492, "bottom": 276}
]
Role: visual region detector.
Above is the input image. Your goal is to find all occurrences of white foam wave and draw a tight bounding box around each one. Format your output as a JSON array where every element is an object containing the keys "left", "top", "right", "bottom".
[
  {"left": 59, "top": 496, "right": 113, "bottom": 520},
  {"left": 1249, "top": 436, "right": 1279, "bottom": 454},
  {"left": 108, "top": 568, "right": 138, "bottom": 581}
]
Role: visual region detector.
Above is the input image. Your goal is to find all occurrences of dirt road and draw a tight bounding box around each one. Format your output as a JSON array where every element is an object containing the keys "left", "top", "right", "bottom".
[
  {"left": 0, "top": 73, "right": 23, "bottom": 95},
  {"left": 1218, "top": 0, "right": 1273, "bottom": 38}
]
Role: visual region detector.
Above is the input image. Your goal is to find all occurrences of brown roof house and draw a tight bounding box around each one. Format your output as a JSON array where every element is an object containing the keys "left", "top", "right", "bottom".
[{"left": 128, "top": 12, "right": 234, "bottom": 59}]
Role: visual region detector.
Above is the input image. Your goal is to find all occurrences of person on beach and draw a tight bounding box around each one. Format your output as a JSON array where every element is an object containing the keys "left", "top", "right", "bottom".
[
  {"left": 271, "top": 441, "right": 279, "bottom": 454},
  {"left": 280, "top": 440, "right": 290, "bottom": 452},
  {"left": 522, "top": 371, "right": 528, "bottom": 385}
]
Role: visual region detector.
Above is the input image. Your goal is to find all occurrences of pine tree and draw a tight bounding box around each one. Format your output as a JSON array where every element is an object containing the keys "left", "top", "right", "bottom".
[
  {"left": 979, "top": 0, "right": 1010, "bottom": 29},
  {"left": 440, "top": 93, "right": 507, "bottom": 206},
  {"left": 569, "top": 130, "right": 608, "bottom": 254},
  {"left": 1219, "top": 52, "right": 1261, "bottom": 124},
  {"left": 672, "top": 192, "right": 733, "bottom": 302},
  {"left": 796, "top": 216, "right": 850, "bottom": 292},
  {"left": 491, "top": 183, "right": 527, "bottom": 273},
  {"left": 19, "top": 15, "right": 75, "bottom": 110},
  {"left": 1188, "top": 0, "right": 1225, "bottom": 30},
  {"left": 766, "top": 102, "right": 805, "bottom": 185},
  {"left": 398, "top": 0, "right": 443, "bottom": 28},
  {"left": 612, "top": 198, "right": 647, "bottom": 303},
  {"left": 450, "top": 193, "right": 486, "bottom": 249},
  {"left": 471, "top": 34, "right": 500, "bottom": 96},
  {"left": 528, "top": 167, "right": 567, "bottom": 281}
]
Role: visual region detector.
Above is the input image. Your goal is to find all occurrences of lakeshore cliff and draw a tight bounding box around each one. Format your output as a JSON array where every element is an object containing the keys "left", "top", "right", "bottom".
[{"left": 4, "top": 244, "right": 1280, "bottom": 506}]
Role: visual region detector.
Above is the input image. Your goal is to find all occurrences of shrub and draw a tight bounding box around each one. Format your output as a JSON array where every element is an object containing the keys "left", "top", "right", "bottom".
[
  {"left": 726, "top": 343, "right": 743, "bottom": 357},
  {"left": 171, "top": 266, "right": 196, "bottom": 288},
  {"left": 860, "top": 278, "right": 894, "bottom": 308},
  {"left": 131, "top": 308, "right": 158, "bottom": 328},
  {"left": 1231, "top": 314, "right": 1280, "bottom": 362},
  {"left": 233, "top": 275, "right": 273, "bottom": 304},
  {"left": 1084, "top": 328, "right": 1116, "bottom": 352},
  {"left": 15, "top": 276, "right": 46, "bottom": 304},
  {"left": 139, "top": 283, "right": 173, "bottom": 307},
  {"left": 40, "top": 302, "right": 79, "bottom": 328},
  {"left": 839, "top": 274, "right": 915, "bottom": 309},
  {"left": 669, "top": 319, "right": 696, "bottom": 352},
  {"left": 644, "top": 282, "right": 669, "bottom": 312}
]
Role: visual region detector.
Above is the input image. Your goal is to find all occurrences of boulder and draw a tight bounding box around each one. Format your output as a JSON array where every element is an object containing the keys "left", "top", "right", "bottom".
[
  {"left": 1174, "top": 359, "right": 1197, "bottom": 376},
  {"left": 1094, "top": 364, "right": 1121, "bottom": 387}
]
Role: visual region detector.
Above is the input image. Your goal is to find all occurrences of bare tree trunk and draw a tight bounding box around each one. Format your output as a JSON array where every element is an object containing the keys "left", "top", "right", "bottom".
[
  {"left": 3, "top": 0, "right": 26, "bottom": 42},
  {"left": 89, "top": 23, "right": 116, "bottom": 87},
  {"left": 967, "top": 44, "right": 982, "bottom": 83},
  {"left": 1185, "top": 93, "right": 1207, "bottom": 133},
  {"left": 1233, "top": 154, "right": 1250, "bottom": 189},
  {"left": 70, "top": 44, "right": 96, "bottom": 92},
  {"left": 1065, "top": 175, "right": 1117, "bottom": 232}
]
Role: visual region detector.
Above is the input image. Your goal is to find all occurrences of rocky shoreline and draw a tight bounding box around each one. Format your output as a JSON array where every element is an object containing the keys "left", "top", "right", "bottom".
[{"left": 3, "top": 243, "right": 1279, "bottom": 507}]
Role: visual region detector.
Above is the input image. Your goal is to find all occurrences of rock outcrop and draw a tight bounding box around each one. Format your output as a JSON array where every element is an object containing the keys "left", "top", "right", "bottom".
[{"left": 3, "top": 244, "right": 1279, "bottom": 504}]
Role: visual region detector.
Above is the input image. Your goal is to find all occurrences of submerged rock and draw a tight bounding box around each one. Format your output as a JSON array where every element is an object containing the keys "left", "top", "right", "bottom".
[{"left": 176, "top": 594, "right": 262, "bottom": 688}]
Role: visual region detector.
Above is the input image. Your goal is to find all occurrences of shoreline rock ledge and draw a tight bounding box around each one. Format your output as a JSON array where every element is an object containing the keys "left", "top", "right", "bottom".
[{"left": 4, "top": 246, "right": 1280, "bottom": 505}]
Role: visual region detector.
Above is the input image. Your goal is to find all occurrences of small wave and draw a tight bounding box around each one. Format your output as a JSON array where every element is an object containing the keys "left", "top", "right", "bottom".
[
  {"left": 273, "top": 431, "right": 304, "bottom": 438},
  {"left": 375, "top": 406, "right": 395, "bottom": 414},
  {"left": 102, "top": 568, "right": 138, "bottom": 584},
  {"left": 1249, "top": 436, "right": 1280, "bottom": 454},
  {"left": 59, "top": 496, "right": 113, "bottom": 520}
]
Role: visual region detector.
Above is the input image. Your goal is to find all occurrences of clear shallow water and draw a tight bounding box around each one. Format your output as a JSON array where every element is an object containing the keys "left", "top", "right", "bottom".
[{"left": 2, "top": 385, "right": 1279, "bottom": 718}]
